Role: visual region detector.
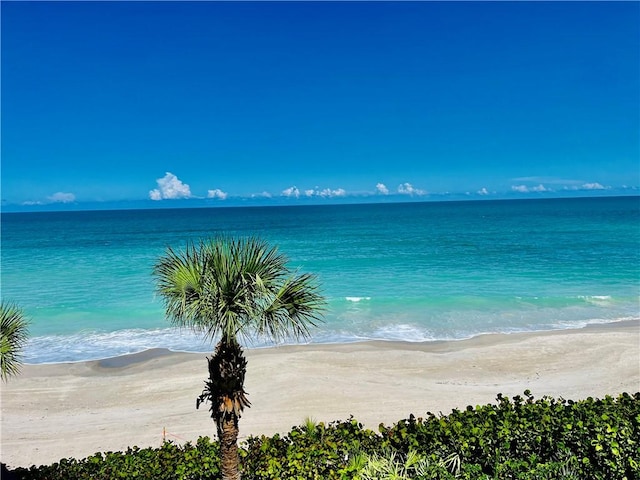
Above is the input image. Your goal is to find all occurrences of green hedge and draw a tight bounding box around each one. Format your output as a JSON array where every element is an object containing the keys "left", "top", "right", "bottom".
[
  {"left": 7, "top": 437, "right": 221, "bottom": 480},
  {"left": 7, "top": 392, "right": 639, "bottom": 480},
  {"left": 379, "top": 391, "right": 640, "bottom": 479}
]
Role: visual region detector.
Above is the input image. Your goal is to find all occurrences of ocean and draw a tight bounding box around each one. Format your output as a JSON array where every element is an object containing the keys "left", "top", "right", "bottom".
[{"left": 2, "top": 196, "right": 639, "bottom": 364}]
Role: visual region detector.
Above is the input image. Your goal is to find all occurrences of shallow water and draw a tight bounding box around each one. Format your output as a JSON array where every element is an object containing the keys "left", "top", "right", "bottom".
[{"left": 2, "top": 196, "right": 639, "bottom": 363}]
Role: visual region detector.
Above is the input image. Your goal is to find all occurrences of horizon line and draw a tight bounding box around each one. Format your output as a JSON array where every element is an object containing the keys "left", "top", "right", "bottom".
[{"left": 2, "top": 191, "right": 638, "bottom": 215}]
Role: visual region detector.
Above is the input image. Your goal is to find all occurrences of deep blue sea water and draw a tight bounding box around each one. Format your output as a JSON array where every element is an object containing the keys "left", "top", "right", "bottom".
[{"left": 2, "top": 197, "right": 639, "bottom": 364}]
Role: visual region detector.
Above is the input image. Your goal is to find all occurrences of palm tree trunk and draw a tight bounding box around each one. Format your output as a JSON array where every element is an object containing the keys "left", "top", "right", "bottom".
[
  {"left": 203, "top": 340, "right": 249, "bottom": 480},
  {"left": 218, "top": 415, "right": 241, "bottom": 480}
]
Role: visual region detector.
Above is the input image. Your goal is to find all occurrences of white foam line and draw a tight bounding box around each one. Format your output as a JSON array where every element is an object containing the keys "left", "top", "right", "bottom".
[{"left": 22, "top": 317, "right": 639, "bottom": 365}]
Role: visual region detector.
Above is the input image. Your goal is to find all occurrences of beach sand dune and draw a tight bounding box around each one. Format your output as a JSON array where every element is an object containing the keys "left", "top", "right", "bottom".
[{"left": 2, "top": 321, "right": 639, "bottom": 468}]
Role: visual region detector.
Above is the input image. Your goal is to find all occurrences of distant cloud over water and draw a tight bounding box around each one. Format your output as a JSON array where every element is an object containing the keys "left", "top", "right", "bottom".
[
  {"left": 282, "top": 185, "right": 346, "bottom": 198},
  {"left": 149, "top": 172, "right": 192, "bottom": 200},
  {"left": 511, "top": 178, "right": 610, "bottom": 194},
  {"left": 511, "top": 184, "right": 550, "bottom": 193},
  {"left": 281, "top": 186, "right": 300, "bottom": 198},
  {"left": 47, "top": 192, "right": 76, "bottom": 203},
  {"left": 565, "top": 182, "right": 608, "bottom": 191},
  {"left": 21, "top": 191, "right": 77, "bottom": 206},
  {"left": 305, "top": 187, "right": 346, "bottom": 198},
  {"left": 376, "top": 183, "right": 389, "bottom": 195},
  {"left": 207, "top": 188, "right": 228, "bottom": 200},
  {"left": 398, "top": 182, "right": 426, "bottom": 196}
]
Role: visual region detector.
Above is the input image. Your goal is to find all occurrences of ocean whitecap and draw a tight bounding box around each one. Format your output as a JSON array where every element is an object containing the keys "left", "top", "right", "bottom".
[{"left": 345, "top": 297, "right": 372, "bottom": 302}]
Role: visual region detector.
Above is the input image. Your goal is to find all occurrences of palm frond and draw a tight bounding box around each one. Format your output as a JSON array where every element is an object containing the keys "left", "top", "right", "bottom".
[
  {"left": 153, "top": 243, "right": 205, "bottom": 327},
  {"left": 256, "top": 272, "right": 326, "bottom": 343},
  {"left": 153, "top": 236, "right": 325, "bottom": 346},
  {"left": 1, "top": 302, "right": 30, "bottom": 382}
]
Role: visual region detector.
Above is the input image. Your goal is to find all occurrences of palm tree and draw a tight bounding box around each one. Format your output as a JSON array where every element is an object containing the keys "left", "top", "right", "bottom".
[
  {"left": 153, "top": 236, "right": 325, "bottom": 480},
  {"left": 1, "top": 302, "right": 30, "bottom": 382}
]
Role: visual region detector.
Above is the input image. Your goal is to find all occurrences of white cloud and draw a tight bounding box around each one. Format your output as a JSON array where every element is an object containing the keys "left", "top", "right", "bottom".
[
  {"left": 376, "top": 183, "right": 389, "bottom": 195},
  {"left": 511, "top": 184, "right": 549, "bottom": 193},
  {"left": 47, "top": 192, "right": 76, "bottom": 203},
  {"left": 398, "top": 182, "right": 426, "bottom": 196},
  {"left": 581, "top": 182, "right": 607, "bottom": 190},
  {"left": 149, "top": 172, "right": 192, "bottom": 200},
  {"left": 531, "top": 184, "right": 550, "bottom": 192},
  {"left": 303, "top": 187, "right": 347, "bottom": 198},
  {"left": 207, "top": 189, "right": 228, "bottom": 200},
  {"left": 563, "top": 182, "right": 609, "bottom": 191},
  {"left": 322, "top": 188, "right": 346, "bottom": 197},
  {"left": 281, "top": 186, "right": 300, "bottom": 198},
  {"left": 511, "top": 176, "right": 613, "bottom": 192},
  {"left": 477, "top": 187, "right": 489, "bottom": 196},
  {"left": 251, "top": 191, "right": 272, "bottom": 198},
  {"left": 21, "top": 192, "right": 76, "bottom": 206}
]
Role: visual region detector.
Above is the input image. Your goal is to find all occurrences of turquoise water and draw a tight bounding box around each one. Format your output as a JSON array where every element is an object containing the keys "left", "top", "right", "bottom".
[{"left": 2, "top": 196, "right": 639, "bottom": 363}]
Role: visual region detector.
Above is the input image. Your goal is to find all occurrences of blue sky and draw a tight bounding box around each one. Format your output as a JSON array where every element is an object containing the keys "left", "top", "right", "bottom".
[{"left": 2, "top": 1, "right": 638, "bottom": 211}]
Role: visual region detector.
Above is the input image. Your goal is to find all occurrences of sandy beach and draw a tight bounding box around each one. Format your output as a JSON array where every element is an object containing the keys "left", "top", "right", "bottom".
[{"left": 2, "top": 320, "right": 639, "bottom": 469}]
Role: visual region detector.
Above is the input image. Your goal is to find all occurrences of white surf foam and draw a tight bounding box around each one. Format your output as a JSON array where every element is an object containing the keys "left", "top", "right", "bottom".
[{"left": 345, "top": 297, "right": 372, "bottom": 302}]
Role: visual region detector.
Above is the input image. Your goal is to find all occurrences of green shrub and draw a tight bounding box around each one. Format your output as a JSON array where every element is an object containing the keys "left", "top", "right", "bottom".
[
  {"left": 9, "top": 392, "right": 639, "bottom": 480},
  {"left": 353, "top": 449, "right": 460, "bottom": 480},
  {"left": 241, "top": 417, "right": 381, "bottom": 479},
  {"left": 10, "top": 437, "right": 220, "bottom": 480},
  {"left": 379, "top": 391, "right": 640, "bottom": 479}
]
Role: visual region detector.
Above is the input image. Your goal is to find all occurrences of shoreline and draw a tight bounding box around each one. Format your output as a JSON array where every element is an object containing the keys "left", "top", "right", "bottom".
[
  {"left": 22, "top": 317, "right": 640, "bottom": 367},
  {"left": 2, "top": 319, "right": 639, "bottom": 468}
]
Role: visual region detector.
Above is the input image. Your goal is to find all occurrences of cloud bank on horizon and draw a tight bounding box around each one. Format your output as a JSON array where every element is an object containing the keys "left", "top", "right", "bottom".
[
  {"left": 20, "top": 192, "right": 77, "bottom": 206},
  {"left": 134, "top": 172, "right": 623, "bottom": 204},
  {"left": 12, "top": 172, "right": 632, "bottom": 209},
  {"left": 147, "top": 173, "right": 433, "bottom": 201}
]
